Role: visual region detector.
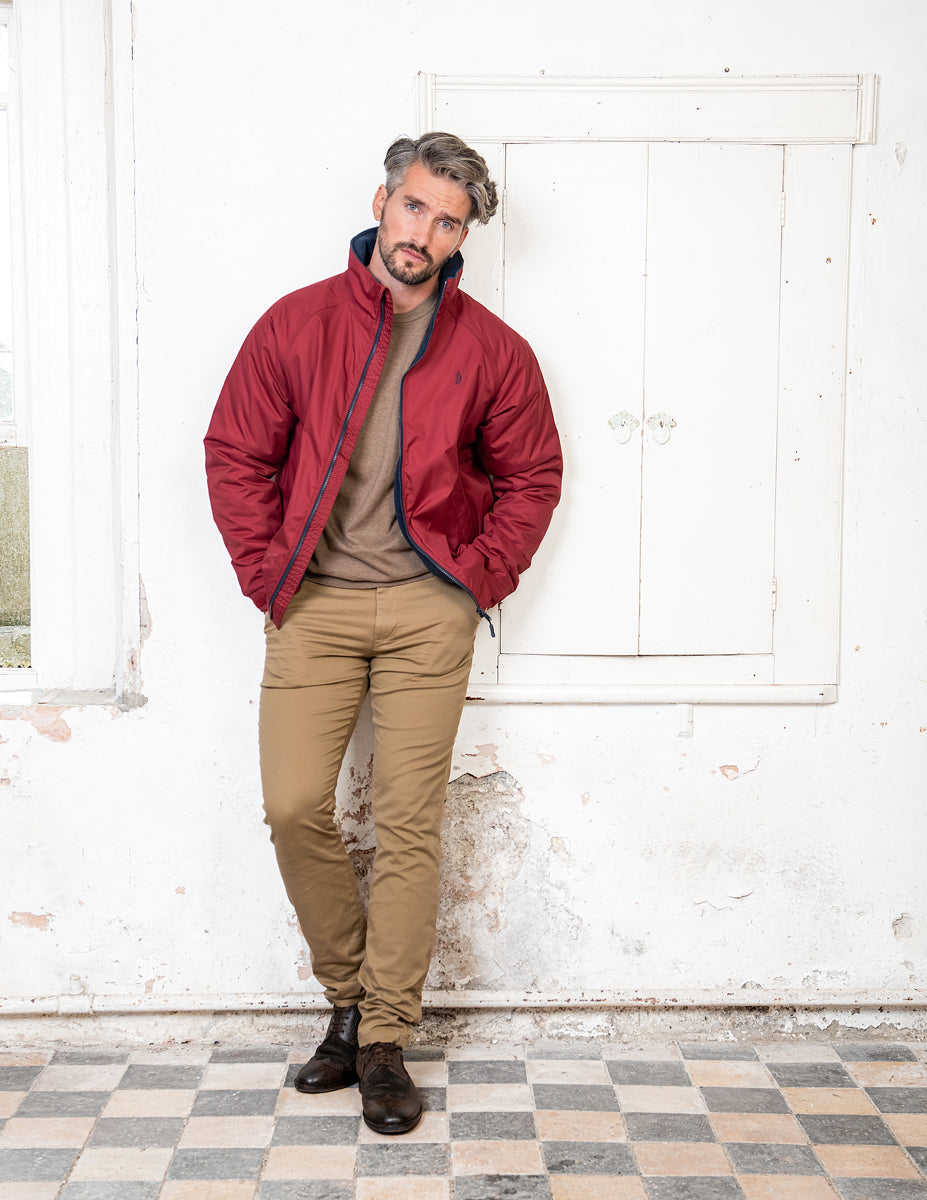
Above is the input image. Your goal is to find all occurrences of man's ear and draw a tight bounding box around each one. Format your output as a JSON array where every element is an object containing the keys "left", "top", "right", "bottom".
[
  {"left": 372, "top": 184, "right": 388, "bottom": 222},
  {"left": 455, "top": 225, "right": 470, "bottom": 253}
]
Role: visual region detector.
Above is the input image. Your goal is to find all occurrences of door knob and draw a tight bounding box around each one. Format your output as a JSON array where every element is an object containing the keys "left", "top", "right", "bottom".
[
  {"left": 646, "top": 412, "right": 677, "bottom": 445},
  {"left": 608, "top": 411, "right": 640, "bottom": 444}
]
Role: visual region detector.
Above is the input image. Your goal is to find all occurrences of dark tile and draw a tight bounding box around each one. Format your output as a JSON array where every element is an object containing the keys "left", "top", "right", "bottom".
[
  {"left": 419, "top": 1086, "right": 447, "bottom": 1112},
  {"left": 767, "top": 1061, "right": 855, "bottom": 1088},
  {"left": 908, "top": 1146, "right": 927, "bottom": 1170},
  {"left": 191, "top": 1088, "right": 279, "bottom": 1116},
  {"left": 210, "top": 1045, "right": 291, "bottom": 1063},
  {"left": 797, "top": 1114, "right": 897, "bottom": 1144},
  {"left": 258, "top": 1184, "right": 355, "bottom": 1200},
  {"left": 543, "top": 1141, "right": 636, "bottom": 1174},
  {"left": 834, "top": 1182, "right": 927, "bottom": 1199},
  {"left": 60, "top": 1185, "right": 160, "bottom": 1200},
  {"left": 271, "top": 1115, "right": 361, "bottom": 1145},
  {"left": 646, "top": 1180, "right": 745, "bottom": 1200},
  {"left": 166, "top": 1146, "right": 265, "bottom": 1180},
  {"left": 532, "top": 1084, "right": 620, "bottom": 1112},
  {"left": 0, "top": 1065, "right": 43, "bottom": 1090},
  {"left": 625, "top": 1113, "right": 715, "bottom": 1142},
  {"left": 700, "top": 1088, "right": 789, "bottom": 1114},
  {"left": 0, "top": 1147, "right": 78, "bottom": 1181},
  {"left": 50, "top": 1049, "right": 130, "bottom": 1065},
  {"left": 450, "top": 1060, "right": 528, "bottom": 1085},
  {"left": 608, "top": 1061, "right": 691, "bottom": 1086},
  {"left": 836, "top": 1044, "right": 919, "bottom": 1063},
  {"left": 404, "top": 1046, "right": 446, "bottom": 1061},
  {"left": 867, "top": 1089, "right": 927, "bottom": 1114},
  {"left": 725, "top": 1141, "right": 823, "bottom": 1174},
  {"left": 678, "top": 1043, "right": 758, "bottom": 1061},
  {"left": 15, "top": 1090, "right": 109, "bottom": 1117},
  {"left": 454, "top": 1178, "right": 553, "bottom": 1200},
  {"left": 450, "top": 1111, "right": 537, "bottom": 1140},
  {"left": 86, "top": 1117, "right": 186, "bottom": 1147},
  {"left": 528, "top": 1044, "right": 603, "bottom": 1060},
  {"left": 357, "top": 1141, "right": 450, "bottom": 1175},
  {"left": 118, "top": 1063, "right": 204, "bottom": 1089}
]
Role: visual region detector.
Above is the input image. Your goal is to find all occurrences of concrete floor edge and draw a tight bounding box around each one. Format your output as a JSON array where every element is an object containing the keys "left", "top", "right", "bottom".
[{"left": 2, "top": 1005, "right": 927, "bottom": 1048}]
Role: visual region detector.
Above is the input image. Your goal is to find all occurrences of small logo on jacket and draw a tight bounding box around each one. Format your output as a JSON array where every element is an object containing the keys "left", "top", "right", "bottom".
[{"left": 455, "top": 371, "right": 463, "bottom": 385}]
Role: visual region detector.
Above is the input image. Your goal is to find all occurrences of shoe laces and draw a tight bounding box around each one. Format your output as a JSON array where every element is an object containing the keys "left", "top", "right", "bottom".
[{"left": 360, "top": 1041, "right": 402, "bottom": 1071}]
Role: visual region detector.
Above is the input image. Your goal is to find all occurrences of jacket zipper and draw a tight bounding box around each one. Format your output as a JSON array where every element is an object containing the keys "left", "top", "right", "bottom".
[
  {"left": 394, "top": 280, "right": 496, "bottom": 637},
  {"left": 268, "top": 296, "right": 387, "bottom": 621}
]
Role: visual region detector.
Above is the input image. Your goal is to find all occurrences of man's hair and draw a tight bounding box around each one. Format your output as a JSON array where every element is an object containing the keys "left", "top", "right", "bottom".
[{"left": 383, "top": 132, "right": 499, "bottom": 226}]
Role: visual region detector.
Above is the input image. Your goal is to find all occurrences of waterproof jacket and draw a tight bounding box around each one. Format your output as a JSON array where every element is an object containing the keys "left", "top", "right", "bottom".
[{"left": 205, "top": 228, "right": 562, "bottom": 627}]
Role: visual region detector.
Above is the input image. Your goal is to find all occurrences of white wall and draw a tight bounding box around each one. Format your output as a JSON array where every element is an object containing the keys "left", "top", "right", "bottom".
[{"left": 2, "top": 0, "right": 926, "bottom": 1032}]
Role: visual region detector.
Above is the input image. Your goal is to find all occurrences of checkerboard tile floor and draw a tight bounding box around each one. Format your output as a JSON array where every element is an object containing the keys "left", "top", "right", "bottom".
[{"left": 2, "top": 1039, "right": 927, "bottom": 1199}]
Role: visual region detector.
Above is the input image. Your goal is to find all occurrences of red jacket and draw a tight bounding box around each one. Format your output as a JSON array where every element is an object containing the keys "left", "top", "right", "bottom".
[{"left": 205, "top": 228, "right": 562, "bottom": 627}]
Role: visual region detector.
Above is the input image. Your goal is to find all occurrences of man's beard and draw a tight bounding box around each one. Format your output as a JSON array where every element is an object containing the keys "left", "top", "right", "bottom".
[{"left": 377, "top": 231, "right": 443, "bottom": 286}]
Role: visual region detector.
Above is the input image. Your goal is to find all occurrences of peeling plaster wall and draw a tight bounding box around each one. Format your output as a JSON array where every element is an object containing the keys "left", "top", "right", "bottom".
[{"left": 2, "top": 0, "right": 927, "bottom": 1034}]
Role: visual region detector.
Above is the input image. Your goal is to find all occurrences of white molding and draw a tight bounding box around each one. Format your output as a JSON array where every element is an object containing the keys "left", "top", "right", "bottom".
[
  {"left": 422, "top": 73, "right": 878, "bottom": 145},
  {"left": 465, "top": 685, "right": 836, "bottom": 705},
  {"left": 0, "top": 986, "right": 921, "bottom": 1016},
  {"left": 10, "top": 0, "right": 139, "bottom": 697}
]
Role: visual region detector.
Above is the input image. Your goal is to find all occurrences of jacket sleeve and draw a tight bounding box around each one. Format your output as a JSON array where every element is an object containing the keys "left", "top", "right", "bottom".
[
  {"left": 455, "top": 336, "right": 563, "bottom": 610},
  {"left": 204, "top": 309, "right": 296, "bottom": 612}
]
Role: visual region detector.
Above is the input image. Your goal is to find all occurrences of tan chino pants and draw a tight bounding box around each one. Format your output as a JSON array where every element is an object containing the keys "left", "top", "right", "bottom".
[{"left": 259, "top": 574, "right": 479, "bottom": 1047}]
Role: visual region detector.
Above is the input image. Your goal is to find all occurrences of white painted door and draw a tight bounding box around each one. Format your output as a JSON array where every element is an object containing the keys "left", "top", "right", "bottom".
[{"left": 501, "top": 141, "right": 783, "bottom": 657}]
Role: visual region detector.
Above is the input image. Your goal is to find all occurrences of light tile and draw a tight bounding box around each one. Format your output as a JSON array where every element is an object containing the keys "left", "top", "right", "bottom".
[
  {"left": 358, "top": 1111, "right": 449, "bottom": 1143},
  {"left": 261, "top": 1143, "right": 357, "bottom": 1179},
  {"left": 845, "top": 1062, "right": 927, "bottom": 1088},
  {"left": 527, "top": 1061, "right": 611, "bottom": 1085},
  {"left": 446, "top": 1046, "right": 526, "bottom": 1061},
  {"left": 883, "top": 1113, "right": 927, "bottom": 1144},
  {"left": 633, "top": 1141, "right": 732, "bottom": 1176},
  {"left": 68, "top": 1147, "right": 173, "bottom": 1181},
  {"left": 407, "top": 1061, "right": 449, "bottom": 1087},
  {"left": 178, "top": 1116, "right": 275, "bottom": 1148},
  {"left": 102, "top": 1088, "right": 197, "bottom": 1118},
  {"left": 602, "top": 1045, "right": 682, "bottom": 1061},
  {"left": 0, "top": 1093, "right": 24, "bottom": 1119},
  {"left": 0, "top": 1186, "right": 61, "bottom": 1200},
  {"left": 783, "top": 1088, "right": 879, "bottom": 1115},
  {"left": 709, "top": 1112, "right": 807, "bottom": 1143},
  {"left": 754, "top": 1045, "right": 842, "bottom": 1063},
  {"left": 158, "top": 1184, "right": 257, "bottom": 1200},
  {"left": 0, "top": 1117, "right": 95, "bottom": 1147},
  {"left": 550, "top": 1179, "right": 649, "bottom": 1199},
  {"left": 615, "top": 1085, "right": 705, "bottom": 1113},
  {"left": 686, "top": 1061, "right": 775, "bottom": 1088},
  {"left": 0, "top": 1053, "right": 51, "bottom": 1067},
  {"left": 128, "top": 1048, "right": 213, "bottom": 1065},
  {"left": 813, "top": 1144, "right": 920, "bottom": 1177},
  {"left": 33, "top": 1064, "right": 127, "bottom": 1091},
  {"left": 355, "top": 1180, "right": 450, "bottom": 1200},
  {"left": 535, "top": 1111, "right": 626, "bottom": 1142},
  {"left": 452, "top": 1140, "right": 544, "bottom": 1175},
  {"left": 739, "top": 1179, "right": 841, "bottom": 1199},
  {"left": 275, "top": 1086, "right": 363, "bottom": 1115},
  {"left": 447, "top": 1084, "right": 534, "bottom": 1111},
  {"left": 199, "top": 1063, "right": 287, "bottom": 1090}
]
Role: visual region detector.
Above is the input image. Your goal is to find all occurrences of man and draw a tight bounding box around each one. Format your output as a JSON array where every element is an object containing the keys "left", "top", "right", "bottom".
[{"left": 205, "top": 132, "right": 561, "bottom": 1134}]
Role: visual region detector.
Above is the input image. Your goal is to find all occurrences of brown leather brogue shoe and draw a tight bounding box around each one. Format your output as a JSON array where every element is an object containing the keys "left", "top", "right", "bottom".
[
  {"left": 356, "top": 1041, "right": 423, "bottom": 1134},
  {"left": 293, "top": 1004, "right": 360, "bottom": 1094}
]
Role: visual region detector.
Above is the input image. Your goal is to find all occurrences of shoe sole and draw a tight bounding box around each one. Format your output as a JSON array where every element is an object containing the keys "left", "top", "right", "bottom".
[
  {"left": 293, "top": 1070, "right": 358, "bottom": 1095},
  {"left": 361, "top": 1105, "right": 423, "bottom": 1135}
]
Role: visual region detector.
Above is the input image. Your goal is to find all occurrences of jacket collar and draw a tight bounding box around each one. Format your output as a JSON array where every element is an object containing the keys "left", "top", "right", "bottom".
[{"left": 347, "top": 226, "right": 463, "bottom": 317}]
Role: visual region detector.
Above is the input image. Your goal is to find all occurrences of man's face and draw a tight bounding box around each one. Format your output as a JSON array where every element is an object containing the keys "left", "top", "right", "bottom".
[{"left": 372, "top": 162, "right": 471, "bottom": 288}]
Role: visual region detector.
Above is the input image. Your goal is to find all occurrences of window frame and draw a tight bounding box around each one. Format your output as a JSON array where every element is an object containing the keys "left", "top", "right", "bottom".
[{"left": 0, "top": 0, "right": 140, "bottom": 702}]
